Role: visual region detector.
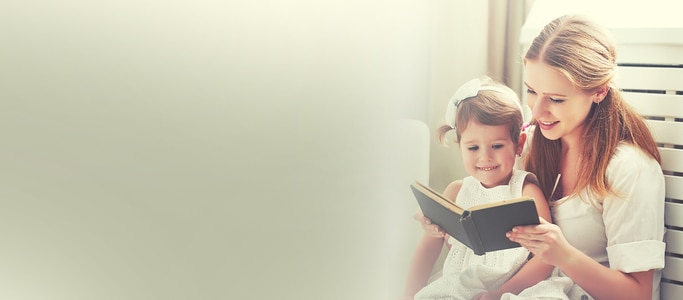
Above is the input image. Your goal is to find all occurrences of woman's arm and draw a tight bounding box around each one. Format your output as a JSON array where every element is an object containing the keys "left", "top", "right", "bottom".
[
  {"left": 555, "top": 244, "right": 653, "bottom": 300},
  {"left": 511, "top": 146, "right": 664, "bottom": 299},
  {"left": 509, "top": 220, "right": 653, "bottom": 299}
]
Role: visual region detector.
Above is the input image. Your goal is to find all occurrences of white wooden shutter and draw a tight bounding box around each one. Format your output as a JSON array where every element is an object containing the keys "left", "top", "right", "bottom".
[{"left": 618, "top": 58, "right": 683, "bottom": 300}]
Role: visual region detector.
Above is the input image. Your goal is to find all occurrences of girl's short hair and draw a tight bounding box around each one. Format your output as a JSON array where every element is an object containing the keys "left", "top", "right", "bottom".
[{"left": 437, "top": 76, "right": 523, "bottom": 146}]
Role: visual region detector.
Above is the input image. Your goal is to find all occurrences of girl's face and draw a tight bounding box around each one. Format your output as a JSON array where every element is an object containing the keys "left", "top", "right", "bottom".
[
  {"left": 524, "top": 60, "right": 597, "bottom": 143},
  {"left": 459, "top": 120, "right": 520, "bottom": 188}
]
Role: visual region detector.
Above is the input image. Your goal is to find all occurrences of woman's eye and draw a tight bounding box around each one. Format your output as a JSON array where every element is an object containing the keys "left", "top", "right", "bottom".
[
  {"left": 526, "top": 89, "right": 536, "bottom": 95},
  {"left": 467, "top": 146, "right": 479, "bottom": 151},
  {"left": 549, "top": 97, "right": 564, "bottom": 103}
]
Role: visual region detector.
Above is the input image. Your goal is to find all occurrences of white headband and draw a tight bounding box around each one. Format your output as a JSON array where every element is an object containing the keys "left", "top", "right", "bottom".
[{"left": 445, "top": 78, "right": 523, "bottom": 129}]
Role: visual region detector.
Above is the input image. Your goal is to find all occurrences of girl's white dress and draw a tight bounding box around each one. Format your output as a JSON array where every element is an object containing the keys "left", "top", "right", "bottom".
[{"left": 415, "top": 169, "right": 569, "bottom": 300}]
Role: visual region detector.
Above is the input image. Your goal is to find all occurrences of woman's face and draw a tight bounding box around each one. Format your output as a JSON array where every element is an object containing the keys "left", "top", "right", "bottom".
[
  {"left": 524, "top": 60, "right": 596, "bottom": 143},
  {"left": 459, "top": 120, "right": 520, "bottom": 188}
]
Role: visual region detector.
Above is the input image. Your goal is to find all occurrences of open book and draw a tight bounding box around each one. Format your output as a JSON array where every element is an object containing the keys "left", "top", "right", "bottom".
[{"left": 410, "top": 181, "right": 539, "bottom": 255}]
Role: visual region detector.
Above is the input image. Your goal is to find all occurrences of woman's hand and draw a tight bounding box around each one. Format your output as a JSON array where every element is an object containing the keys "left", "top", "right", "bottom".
[
  {"left": 413, "top": 211, "right": 446, "bottom": 238},
  {"left": 472, "top": 291, "right": 503, "bottom": 300},
  {"left": 506, "top": 217, "right": 574, "bottom": 266}
]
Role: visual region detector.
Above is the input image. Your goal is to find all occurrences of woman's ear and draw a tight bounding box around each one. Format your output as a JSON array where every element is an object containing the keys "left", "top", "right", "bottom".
[{"left": 592, "top": 85, "right": 610, "bottom": 104}]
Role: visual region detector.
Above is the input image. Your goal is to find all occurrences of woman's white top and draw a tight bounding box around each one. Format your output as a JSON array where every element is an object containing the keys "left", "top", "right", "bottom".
[
  {"left": 513, "top": 128, "right": 666, "bottom": 299},
  {"left": 550, "top": 142, "right": 666, "bottom": 299}
]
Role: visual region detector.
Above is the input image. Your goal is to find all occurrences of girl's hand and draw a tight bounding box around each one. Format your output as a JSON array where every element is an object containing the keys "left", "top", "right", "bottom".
[
  {"left": 413, "top": 211, "right": 446, "bottom": 238},
  {"left": 506, "top": 217, "right": 574, "bottom": 266}
]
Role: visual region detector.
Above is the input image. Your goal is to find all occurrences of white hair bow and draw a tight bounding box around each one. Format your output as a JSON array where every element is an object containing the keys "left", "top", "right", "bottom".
[{"left": 445, "top": 78, "right": 523, "bottom": 129}]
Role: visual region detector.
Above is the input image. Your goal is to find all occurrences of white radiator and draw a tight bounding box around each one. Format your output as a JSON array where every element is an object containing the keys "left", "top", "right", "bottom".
[{"left": 619, "top": 61, "right": 683, "bottom": 300}]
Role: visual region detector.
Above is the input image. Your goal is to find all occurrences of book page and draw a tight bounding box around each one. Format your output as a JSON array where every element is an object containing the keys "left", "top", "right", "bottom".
[{"left": 412, "top": 181, "right": 464, "bottom": 214}]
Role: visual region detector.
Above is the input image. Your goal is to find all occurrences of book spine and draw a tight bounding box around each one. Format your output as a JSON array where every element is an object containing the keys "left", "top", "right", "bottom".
[{"left": 461, "top": 210, "right": 485, "bottom": 255}]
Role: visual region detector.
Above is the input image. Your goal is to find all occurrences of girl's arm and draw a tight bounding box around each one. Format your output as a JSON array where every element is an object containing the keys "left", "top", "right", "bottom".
[
  {"left": 402, "top": 234, "right": 445, "bottom": 297},
  {"left": 475, "top": 256, "right": 553, "bottom": 299},
  {"left": 496, "top": 180, "right": 554, "bottom": 294},
  {"left": 403, "top": 180, "right": 463, "bottom": 298},
  {"left": 476, "top": 179, "right": 554, "bottom": 299}
]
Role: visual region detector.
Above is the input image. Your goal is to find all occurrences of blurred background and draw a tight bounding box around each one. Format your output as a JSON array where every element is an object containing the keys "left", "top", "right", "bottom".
[{"left": 0, "top": 0, "right": 571, "bottom": 299}]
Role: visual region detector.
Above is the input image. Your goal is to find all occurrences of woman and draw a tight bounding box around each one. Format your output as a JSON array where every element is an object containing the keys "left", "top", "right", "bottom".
[{"left": 507, "top": 14, "right": 666, "bottom": 299}]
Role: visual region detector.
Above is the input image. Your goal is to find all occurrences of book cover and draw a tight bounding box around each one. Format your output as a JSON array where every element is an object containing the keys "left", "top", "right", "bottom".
[{"left": 410, "top": 181, "right": 539, "bottom": 255}]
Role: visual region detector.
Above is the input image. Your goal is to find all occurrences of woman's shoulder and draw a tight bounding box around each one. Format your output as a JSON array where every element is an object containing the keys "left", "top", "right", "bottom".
[
  {"left": 607, "top": 142, "right": 661, "bottom": 174},
  {"left": 611, "top": 142, "right": 657, "bottom": 164}
]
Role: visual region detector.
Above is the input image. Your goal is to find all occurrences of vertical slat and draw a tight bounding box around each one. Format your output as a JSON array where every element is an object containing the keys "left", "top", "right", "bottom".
[
  {"left": 665, "top": 202, "right": 683, "bottom": 228},
  {"left": 665, "top": 176, "right": 683, "bottom": 201},
  {"left": 661, "top": 281, "right": 683, "bottom": 300},
  {"left": 622, "top": 93, "right": 683, "bottom": 119},
  {"left": 661, "top": 149, "right": 683, "bottom": 174},
  {"left": 663, "top": 256, "right": 683, "bottom": 282},
  {"left": 617, "top": 66, "right": 683, "bottom": 91},
  {"left": 647, "top": 121, "right": 683, "bottom": 146},
  {"left": 619, "top": 44, "right": 683, "bottom": 65},
  {"left": 666, "top": 229, "right": 683, "bottom": 254}
]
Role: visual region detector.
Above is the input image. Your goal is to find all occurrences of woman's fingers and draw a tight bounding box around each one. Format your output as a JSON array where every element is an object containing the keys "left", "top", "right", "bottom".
[{"left": 507, "top": 224, "right": 550, "bottom": 245}]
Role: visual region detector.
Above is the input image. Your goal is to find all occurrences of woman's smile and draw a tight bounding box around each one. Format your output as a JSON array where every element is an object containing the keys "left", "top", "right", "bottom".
[{"left": 537, "top": 120, "right": 559, "bottom": 130}]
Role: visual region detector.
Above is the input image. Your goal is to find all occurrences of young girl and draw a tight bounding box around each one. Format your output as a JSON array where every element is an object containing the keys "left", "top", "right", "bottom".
[
  {"left": 403, "top": 76, "right": 556, "bottom": 300},
  {"left": 507, "top": 15, "right": 666, "bottom": 299}
]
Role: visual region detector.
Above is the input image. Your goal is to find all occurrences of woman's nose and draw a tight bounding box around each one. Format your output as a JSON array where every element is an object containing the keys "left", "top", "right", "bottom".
[{"left": 530, "top": 97, "right": 546, "bottom": 118}]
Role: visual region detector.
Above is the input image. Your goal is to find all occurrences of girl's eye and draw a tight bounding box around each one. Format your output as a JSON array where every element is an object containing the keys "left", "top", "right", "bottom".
[
  {"left": 467, "top": 146, "right": 479, "bottom": 151},
  {"left": 492, "top": 144, "right": 504, "bottom": 149},
  {"left": 549, "top": 97, "right": 564, "bottom": 103},
  {"left": 526, "top": 89, "right": 536, "bottom": 95}
]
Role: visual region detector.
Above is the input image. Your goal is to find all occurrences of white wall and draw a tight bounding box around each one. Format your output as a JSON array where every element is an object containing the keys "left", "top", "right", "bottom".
[
  {"left": 427, "top": 0, "right": 489, "bottom": 192},
  {"left": 0, "top": 0, "right": 485, "bottom": 299}
]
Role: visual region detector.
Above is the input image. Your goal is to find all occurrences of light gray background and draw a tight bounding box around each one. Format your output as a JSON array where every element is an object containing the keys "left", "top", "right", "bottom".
[{"left": 0, "top": 0, "right": 430, "bottom": 299}]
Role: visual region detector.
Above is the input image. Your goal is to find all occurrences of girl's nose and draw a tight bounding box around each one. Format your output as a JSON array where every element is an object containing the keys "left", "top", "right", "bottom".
[{"left": 479, "top": 148, "right": 493, "bottom": 161}]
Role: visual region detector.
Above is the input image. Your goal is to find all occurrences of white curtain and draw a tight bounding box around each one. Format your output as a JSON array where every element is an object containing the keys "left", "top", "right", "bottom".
[
  {"left": 488, "top": 0, "right": 536, "bottom": 97},
  {"left": 427, "top": 0, "right": 535, "bottom": 192}
]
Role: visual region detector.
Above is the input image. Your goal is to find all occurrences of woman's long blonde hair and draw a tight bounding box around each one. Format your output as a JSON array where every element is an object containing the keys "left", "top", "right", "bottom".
[{"left": 523, "top": 15, "right": 661, "bottom": 201}]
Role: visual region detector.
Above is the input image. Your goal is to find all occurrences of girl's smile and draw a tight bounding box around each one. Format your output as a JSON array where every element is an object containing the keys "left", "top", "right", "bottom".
[
  {"left": 459, "top": 120, "right": 520, "bottom": 188},
  {"left": 477, "top": 165, "right": 499, "bottom": 171}
]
